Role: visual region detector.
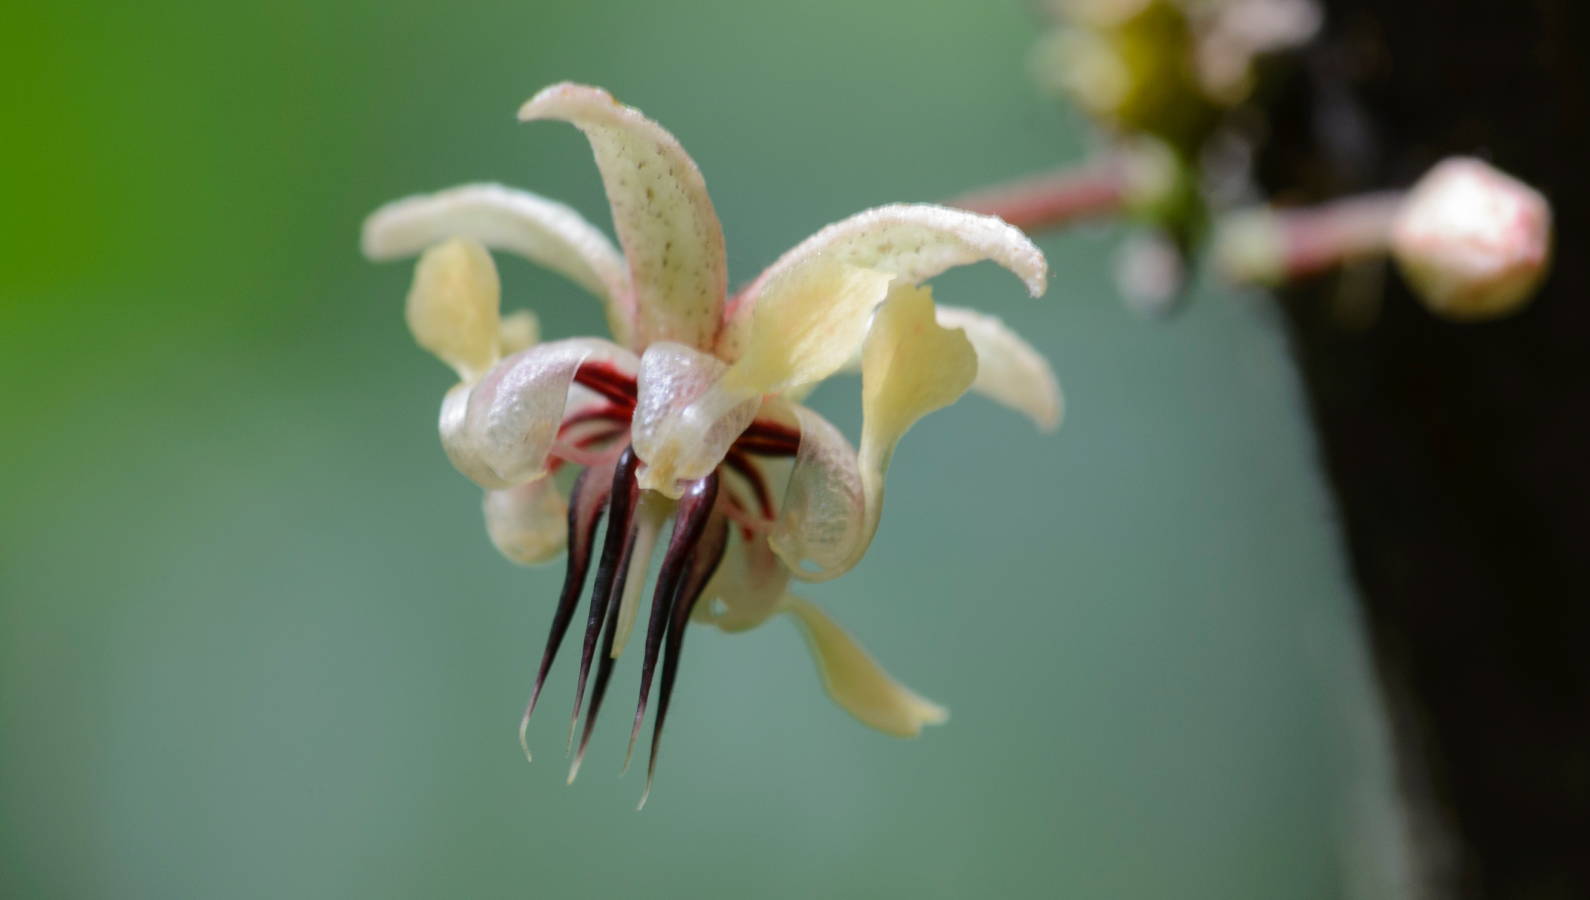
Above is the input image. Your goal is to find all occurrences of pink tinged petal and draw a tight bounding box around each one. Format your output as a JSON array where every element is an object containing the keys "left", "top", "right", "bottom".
[
  {"left": 720, "top": 203, "right": 1048, "bottom": 360},
  {"left": 784, "top": 596, "right": 948, "bottom": 738},
  {"left": 405, "top": 238, "right": 502, "bottom": 382},
  {"left": 442, "top": 337, "right": 638, "bottom": 489},
  {"left": 630, "top": 342, "right": 759, "bottom": 497},
  {"left": 483, "top": 476, "right": 569, "bottom": 565},
  {"left": 519, "top": 83, "right": 727, "bottom": 350},
  {"left": 362, "top": 183, "right": 634, "bottom": 344},
  {"left": 1390, "top": 157, "right": 1553, "bottom": 320},
  {"left": 932, "top": 305, "right": 1063, "bottom": 431},
  {"left": 770, "top": 286, "right": 977, "bottom": 581}
]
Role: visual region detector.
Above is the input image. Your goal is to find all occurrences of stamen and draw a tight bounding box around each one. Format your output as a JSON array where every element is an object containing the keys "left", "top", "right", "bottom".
[
  {"left": 571, "top": 455, "right": 670, "bottom": 783},
  {"left": 639, "top": 507, "right": 730, "bottom": 809},
  {"left": 518, "top": 462, "right": 612, "bottom": 761},
  {"left": 572, "top": 362, "right": 638, "bottom": 408},
  {"left": 569, "top": 557, "right": 627, "bottom": 784},
  {"left": 723, "top": 450, "right": 774, "bottom": 520},
  {"left": 558, "top": 404, "right": 633, "bottom": 431},
  {"left": 733, "top": 420, "right": 801, "bottom": 457},
  {"left": 610, "top": 496, "right": 669, "bottom": 660},
  {"left": 719, "top": 493, "right": 768, "bottom": 540},
  {"left": 625, "top": 473, "right": 721, "bottom": 772},
  {"left": 567, "top": 447, "right": 640, "bottom": 754}
]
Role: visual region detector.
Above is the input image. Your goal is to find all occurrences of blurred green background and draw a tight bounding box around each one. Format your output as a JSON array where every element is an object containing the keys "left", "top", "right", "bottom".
[{"left": 1, "top": 1, "right": 1410, "bottom": 897}]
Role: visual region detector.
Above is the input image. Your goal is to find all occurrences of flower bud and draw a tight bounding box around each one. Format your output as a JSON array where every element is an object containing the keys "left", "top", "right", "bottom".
[{"left": 1391, "top": 157, "right": 1552, "bottom": 321}]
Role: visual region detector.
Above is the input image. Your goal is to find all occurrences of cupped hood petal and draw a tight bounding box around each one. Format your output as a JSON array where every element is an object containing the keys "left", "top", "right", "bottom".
[
  {"left": 766, "top": 406, "right": 865, "bottom": 578},
  {"left": 629, "top": 342, "right": 759, "bottom": 497},
  {"left": 484, "top": 475, "right": 570, "bottom": 565},
  {"left": 443, "top": 337, "right": 638, "bottom": 489}
]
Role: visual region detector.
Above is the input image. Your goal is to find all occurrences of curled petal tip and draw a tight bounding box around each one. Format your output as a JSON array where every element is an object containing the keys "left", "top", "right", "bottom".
[
  {"left": 518, "top": 81, "right": 609, "bottom": 121},
  {"left": 871, "top": 203, "right": 1049, "bottom": 298},
  {"left": 358, "top": 214, "right": 387, "bottom": 261}
]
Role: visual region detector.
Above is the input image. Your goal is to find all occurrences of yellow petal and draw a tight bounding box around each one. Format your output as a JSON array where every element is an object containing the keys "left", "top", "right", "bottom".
[
  {"left": 720, "top": 203, "right": 1046, "bottom": 361},
  {"left": 861, "top": 284, "right": 979, "bottom": 462},
  {"left": 406, "top": 238, "right": 502, "bottom": 382},
  {"left": 496, "top": 310, "right": 540, "bottom": 356},
  {"left": 769, "top": 286, "right": 976, "bottom": 581},
  {"left": 785, "top": 596, "right": 947, "bottom": 738},
  {"left": 520, "top": 83, "right": 726, "bottom": 350},
  {"left": 720, "top": 263, "right": 895, "bottom": 396},
  {"left": 482, "top": 476, "right": 568, "bottom": 565},
  {"left": 932, "top": 305, "right": 1062, "bottom": 431},
  {"left": 363, "top": 183, "right": 633, "bottom": 345}
]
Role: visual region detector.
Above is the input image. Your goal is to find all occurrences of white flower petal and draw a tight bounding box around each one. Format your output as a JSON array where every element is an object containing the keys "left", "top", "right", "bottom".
[
  {"left": 405, "top": 238, "right": 502, "bottom": 382},
  {"left": 483, "top": 475, "right": 568, "bottom": 565},
  {"left": 362, "top": 183, "right": 633, "bottom": 343},
  {"left": 933, "top": 304, "right": 1062, "bottom": 431},
  {"left": 629, "top": 342, "right": 759, "bottom": 497},
  {"left": 519, "top": 83, "right": 727, "bottom": 350},
  {"left": 444, "top": 337, "right": 637, "bottom": 489},
  {"left": 785, "top": 596, "right": 948, "bottom": 738},
  {"left": 720, "top": 203, "right": 1047, "bottom": 360}
]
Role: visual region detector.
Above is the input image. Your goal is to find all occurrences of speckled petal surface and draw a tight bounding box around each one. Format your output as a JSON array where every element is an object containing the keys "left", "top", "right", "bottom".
[{"left": 520, "top": 83, "right": 727, "bottom": 350}]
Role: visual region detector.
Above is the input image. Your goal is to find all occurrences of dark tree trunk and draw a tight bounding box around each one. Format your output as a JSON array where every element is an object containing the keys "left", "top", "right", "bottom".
[{"left": 1255, "top": 2, "right": 1590, "bottom": 896}]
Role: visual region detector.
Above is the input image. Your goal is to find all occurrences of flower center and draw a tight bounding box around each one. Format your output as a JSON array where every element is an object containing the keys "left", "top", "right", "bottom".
[{"left": 518, "top": 360, "right": 799, "bottom": 803}]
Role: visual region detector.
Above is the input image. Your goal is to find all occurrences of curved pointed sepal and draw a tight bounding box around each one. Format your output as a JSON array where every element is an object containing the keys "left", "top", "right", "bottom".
[{"left": 785, "top": 596, "right": 947, "bottom": 738}]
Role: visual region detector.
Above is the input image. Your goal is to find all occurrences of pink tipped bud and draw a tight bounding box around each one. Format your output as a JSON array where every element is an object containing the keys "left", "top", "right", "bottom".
[{"left": 1390, "top": 157, "right": 1552, "bottom": 321}]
